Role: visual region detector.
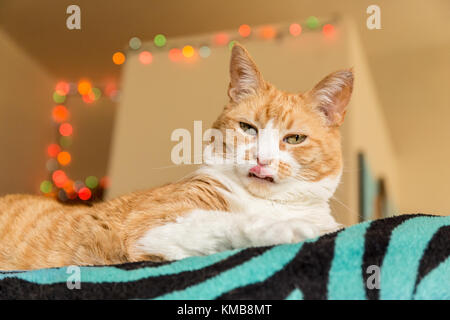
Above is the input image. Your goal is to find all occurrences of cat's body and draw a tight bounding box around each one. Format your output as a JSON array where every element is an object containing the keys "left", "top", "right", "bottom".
[{"left": 0, "top": 44, "right": 353, "bottom": 270}]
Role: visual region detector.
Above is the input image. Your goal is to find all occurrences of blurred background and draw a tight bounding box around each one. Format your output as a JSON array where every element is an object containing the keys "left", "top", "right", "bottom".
[{"left": 0, "top": 0, "right": 449, "bottom": 226}]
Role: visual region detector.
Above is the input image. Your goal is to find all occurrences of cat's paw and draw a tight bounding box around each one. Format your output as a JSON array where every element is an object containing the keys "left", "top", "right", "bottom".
[{"left": 246, "top": 219, "right": 318, "bottom": 247}]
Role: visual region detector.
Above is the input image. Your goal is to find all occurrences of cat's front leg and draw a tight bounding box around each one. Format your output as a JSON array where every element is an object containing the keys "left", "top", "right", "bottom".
[
  {"left": 133, "top": 210, "right": 327, "bottom": 261},
  {"left": 134, "top": 209, "right": 250, "bottom": 261}
]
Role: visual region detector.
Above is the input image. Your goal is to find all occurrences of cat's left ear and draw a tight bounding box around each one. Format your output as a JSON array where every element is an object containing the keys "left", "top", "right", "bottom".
[
  {"left": 308, "top": 69, "right": 354, "bottom": 127},
  {"left": 228, "top": 43, "right": 265, "bottom": 103}
]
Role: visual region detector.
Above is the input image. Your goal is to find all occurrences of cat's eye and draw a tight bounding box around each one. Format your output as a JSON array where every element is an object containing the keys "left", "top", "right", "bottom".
[
  {"left": 239, "top": 122, "right": 257, "bottom": 136},
  {"left": 283, "top": 134, "right": 307, "bottom": 145}
]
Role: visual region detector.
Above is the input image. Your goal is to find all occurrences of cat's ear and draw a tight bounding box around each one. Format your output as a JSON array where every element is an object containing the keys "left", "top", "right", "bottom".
[
  {"left": 228, "top": 43, "right": 265, "bottom": 103},
  {"left": 308, "top": 69, "right": 354, "bottom": 126}
]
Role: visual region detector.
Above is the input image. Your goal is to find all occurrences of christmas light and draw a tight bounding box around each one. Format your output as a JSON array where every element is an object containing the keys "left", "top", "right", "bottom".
[
  {"left": 260, "top": 26, "right": 276, "bottom": 39},
  {"left": 52, "top": 105, "right": 69, "bottom": 123},
  {"left": 57, "top": 151, "right": 71, "bottom": 166},
  {"left": 46, "top": 159, "right": 59, "bottom": 172},
  {"left": 100, "top": 176, "right": 111, "bottom": 189},
  {"left": 78, "top": 187, "right": 92, "bottom": 200},
  {"left": 85, "top": 176, "right": 99, "bottom": 189},
  {"left": 52, "top": 170, "right": 67, "bottom": 188},
  {"left": 59, "top": 136, "right": 72, "bottom": 148},
  {"left": 322, "top": 24, "right": 335, "bottom": 37},
  {"left": 214, "top": 33, "right": 229, "bottom": 46},
  {"left": 53, "top": 92, "right": 66, "bottom": 103},
  {"left": 154, "top": 34, "right": 167, "bottom": 47},
  {"left": 182, "top": 45, "right": 195, "bottom": 58},
  {"left": 47, "top": 144, "right": 61, "bottom": 158},
  {"left": 139, "top": 51, "right": 153, "bottom": 65},
  {"left": 199, "top": 46, "right": 211, "bottom": 58},
  {"left": 40, "top": 180, "right": 53, "bottom": 194},
  {"left": 129, "top": 37, "right": 142, "bottom": 50},
  {"left": 91, "top": 87, "right": 102, "bottom": 100},
  {"left": 77, "top": 80, "right": 92, "bottom": 95},
  {"left": 306, "top": 16, "right": 320, "bottom": 29},
  {"left": 168, "top": 48, "right": 183, "bottom": 62},
  {"left": 238, "top": 24, "right": 251, "bottom": 38},
  {"left": 112, "top": 52, "right": 126, "bottom": 65},
  {"left": 289, "top": 23, "right": 302, "bottom": 36},
  {"left": 55, "top": 81, "right": 70, "bottom": 96},
  {"left": 59, "top": 123, "right": 73, "bottom": 136}
]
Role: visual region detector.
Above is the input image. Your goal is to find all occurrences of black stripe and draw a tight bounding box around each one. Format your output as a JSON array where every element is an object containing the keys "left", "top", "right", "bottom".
[
  {"left": 414, "top": 225, "right": 450, "bottom": 294},
  {"left": 111, "top": 260, "right": 174, "bottom": 270},
  {"left": 217, "top": 231, "right": 340, "bottom": 300},
  {"left": 0, "top": 247, "right": 269, "bottom": 299},
  {"left": 362, "top": 214, "right": 432, "bottom": 300}
]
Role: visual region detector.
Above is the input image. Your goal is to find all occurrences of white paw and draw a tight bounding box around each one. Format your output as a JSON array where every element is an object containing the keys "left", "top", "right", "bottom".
[{"left": 246, "top": 219, "right": 318, "bottom": 247}]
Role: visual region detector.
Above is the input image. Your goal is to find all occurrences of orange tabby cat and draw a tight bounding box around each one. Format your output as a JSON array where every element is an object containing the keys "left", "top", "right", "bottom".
[{"left": 0, "top": 44, "right": 353, "bottom": 270}]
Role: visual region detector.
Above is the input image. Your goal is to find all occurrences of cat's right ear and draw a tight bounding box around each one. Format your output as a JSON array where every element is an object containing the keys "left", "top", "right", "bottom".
[{"left": 228, "top": 43, "right": 265, "bottom": 103}]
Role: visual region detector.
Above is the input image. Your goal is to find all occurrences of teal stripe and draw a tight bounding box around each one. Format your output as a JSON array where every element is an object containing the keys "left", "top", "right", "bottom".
[
  {"left": 0, "top": 249, "right": 240, "bottom": 284},
  {"left": 155, "top": 242, "right": 305, "bottom": 300},
  {"left": 327, "top": 221, "right": 371, "bottom": 300},
  {"left": 380, "top": 216, "right": 450, "bottom": 300},
  {"left": 414, "top": 256, "right": 450, "bottom": 300},
  {"left": 285, "top": 288, "right": 303, "bottom": 300}
]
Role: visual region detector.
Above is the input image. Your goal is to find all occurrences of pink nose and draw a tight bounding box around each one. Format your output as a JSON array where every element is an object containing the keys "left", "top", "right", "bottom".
[{"left": 249, "top": 165, "right": 273, "bottom": 178}]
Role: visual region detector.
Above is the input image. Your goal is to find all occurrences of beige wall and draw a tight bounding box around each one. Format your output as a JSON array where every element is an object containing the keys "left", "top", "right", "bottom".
[
  {"left": 333, "top": 20, "right": 400, "bottom": 225},
  {"left": 107, "top": 19, "right": 398, "bottom": 226},
  {"left": 370, "top": 45, "right": 450, "bottom": 215},
  {"left": 0, "top": 28, "right": 55, "bottom": 195}
]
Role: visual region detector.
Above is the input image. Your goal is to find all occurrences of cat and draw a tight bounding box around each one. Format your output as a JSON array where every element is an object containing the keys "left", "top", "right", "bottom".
[{"left": 0, "top": 43, "right": 353, "bottom": 270}]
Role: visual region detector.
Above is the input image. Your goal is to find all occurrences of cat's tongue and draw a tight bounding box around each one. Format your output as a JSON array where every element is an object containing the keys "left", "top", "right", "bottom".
[{"left": 249, "top": 165, "right": 273, "bottom": 178}]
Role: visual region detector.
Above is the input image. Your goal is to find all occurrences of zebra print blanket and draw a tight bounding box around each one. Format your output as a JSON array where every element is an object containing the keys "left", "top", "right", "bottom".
[{"left": 0, "top": 214, "right": 449, "bottom": 299}]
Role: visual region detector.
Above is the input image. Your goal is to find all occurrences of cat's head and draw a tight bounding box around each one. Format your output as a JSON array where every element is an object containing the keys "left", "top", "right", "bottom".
[{"left": 207, "top": 44, "right": 353, "bottom": 202}]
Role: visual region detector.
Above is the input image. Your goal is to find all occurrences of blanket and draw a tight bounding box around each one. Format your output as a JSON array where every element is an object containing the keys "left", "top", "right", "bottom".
[{"left": 0, "top": 214, "right": 449, "bottom": 299}]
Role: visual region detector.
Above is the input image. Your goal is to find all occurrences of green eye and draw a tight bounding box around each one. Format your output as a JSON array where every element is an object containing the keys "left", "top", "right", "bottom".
[
  {"left": 284, "top": 134, "right": 307, "bottom": 144},
  {"left": 239, "top": 122, "right": 257, "bottom": 136}
]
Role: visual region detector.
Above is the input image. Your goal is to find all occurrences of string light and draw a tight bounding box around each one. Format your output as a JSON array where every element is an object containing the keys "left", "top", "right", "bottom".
[
  {"left": 91, "top": 87, "right": 102, "bottom": 100},
  {"left": 57, "top": 151, "right": 71, "bottom": 166},
  {"left": 53, "top": 92, "right": 66, "bottom": 103},
  {"left": 238, "top": 24, "right": 251, "bottom": 38},
  {"left": 85, "top": 176, "right": 99, "bottom": 189},
  {"left": 43, "top": 80, "right": 111, "bottom": 202},
  {"left": 47, "top": 144, "right": 61, "bottom": 158},
  {"left": 46, "top": 159, "right": 59, "bottom": 172},
  {"left": 289, "top": 23, "right": 302, "bottom": 36},
  {"left": 40, "top": 180, "right": 53, "bottom": 194},
  {"left": 198, "top": 46, "right": 211, "bottom": 58},
  {"left": 154, "top": 34, "right": 167, "bottom": 47},
  {"left": 168, "top": 48, "right": 183, "bottom": 62},
  {"left": 52, "top": 105, "right": 69, "bottom": 123},
  {"left": 55, "top": 81, "right": 70, "bottom": 96},
  {"left": 77, "top": 80, "right": 92, "bottom": 95},
  {"left": 52, "top": 170, "right": 67, "bottom": 188},
  {"left": 112, "top": 52, "right": 126, "bottom": 65},
  {"left": 59, "top": 123, "right": 73, "bottom": 136},
  {"left": 306, "top": 16, "right": 320, "bottom": 29},
  {"left": 139, "top": 51, "right": 153, "bottom": 65},
  {"left": 78, "top": 187, "right": 92, "bottom": 201},
  {"left": 59, "top": 136, "right": 72, "bottom": 148},
  {"left": 260, "top": 26, "right": 276, "bottom": 39},
  {"left": 322, "top": 24, "right": 335, "bottom": 37},
  {"left": 214, "top": 33, "right": 229, "bottom": 46},
  {"left": 182, "top": 45, "right": 195, "bottom": 58},
  {"left": 129, "top": 37, "right": 142, "bottom": 50},
  {"left": 100, "top": 176, "right": 111, "bottom": 189}
]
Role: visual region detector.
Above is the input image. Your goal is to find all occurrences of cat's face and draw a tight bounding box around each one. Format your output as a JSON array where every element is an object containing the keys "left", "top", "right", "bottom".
[{"left": 208, "top": 44, "right": 353, "bottom": 202}]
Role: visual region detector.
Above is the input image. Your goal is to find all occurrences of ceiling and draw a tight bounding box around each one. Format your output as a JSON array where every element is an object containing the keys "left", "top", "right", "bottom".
[{"left": 0, "top": 0, "right": 449, "bottom": 82}]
